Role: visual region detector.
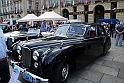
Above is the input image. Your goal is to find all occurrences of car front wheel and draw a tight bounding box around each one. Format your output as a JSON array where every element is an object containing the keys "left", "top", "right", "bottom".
[{"left": 53, "top": 60, "right": 69, "bottom": 83}]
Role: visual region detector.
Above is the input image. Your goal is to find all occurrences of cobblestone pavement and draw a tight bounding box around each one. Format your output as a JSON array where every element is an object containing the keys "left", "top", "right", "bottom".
[
  {"left": 9, "top": 38, "right": 124, "bottom": 83},
  {"left": 67, "top": 38, "right": 124, "bottom": 83}
]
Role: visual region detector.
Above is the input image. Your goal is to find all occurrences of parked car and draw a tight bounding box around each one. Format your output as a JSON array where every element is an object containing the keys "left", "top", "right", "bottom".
[
  {"left": 0, "top": 23, "right": 9, "bottom": 33},
  {"left": 4, "top": 28, "right": 43, "bottom": 50},
  {"left": 11, "top": 23, "right": 111, "bottom": 83}
]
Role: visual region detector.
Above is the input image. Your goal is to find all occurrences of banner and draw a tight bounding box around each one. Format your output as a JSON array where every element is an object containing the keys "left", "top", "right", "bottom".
[{"left": 9, "top": 65, "right": 20, "bottom": 83}]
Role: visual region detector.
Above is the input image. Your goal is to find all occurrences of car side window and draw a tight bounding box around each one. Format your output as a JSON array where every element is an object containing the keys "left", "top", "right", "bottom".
[
  {"left": 97, "top": 26, "right": 105, "bottom": 36},
  {"left": 68, "top": 25, "right": 85, "bottom": 35},
  {"left": 86, "top": 26, "right": 97, "bottom": 38}
]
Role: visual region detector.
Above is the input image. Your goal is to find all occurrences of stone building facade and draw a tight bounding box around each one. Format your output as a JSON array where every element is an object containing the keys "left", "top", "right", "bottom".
[
  {"left": 0, "top": 0, "right": 41, "bottom": 22},
  {"left": 0, "top": 0, "right": 124, "bottom": 23},
  {"left": 42, "top": 0, "right": 124, "bottom": 23}
]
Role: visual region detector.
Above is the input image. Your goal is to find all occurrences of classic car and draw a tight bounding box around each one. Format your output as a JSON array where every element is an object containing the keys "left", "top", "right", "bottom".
[
  {"left": 4, "top": 28, "right": 42, "bottom": 50},
  {"left": 0, "top": 23, "right": 9, "bottom": 33},
  {"left": 11, "top": 23, "right": 111, "bottom": 83}
]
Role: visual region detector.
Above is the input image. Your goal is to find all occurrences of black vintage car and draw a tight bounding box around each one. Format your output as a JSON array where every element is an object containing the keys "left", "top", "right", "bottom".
[
  {"left": 0, "top": 23, "right": 9, "bottom": 33},
  {"left": 4, "top": 28, "right": 42, "bottom": 50},
  {"left": 11, "top": 23, "right": 111, "bottom": 83}
]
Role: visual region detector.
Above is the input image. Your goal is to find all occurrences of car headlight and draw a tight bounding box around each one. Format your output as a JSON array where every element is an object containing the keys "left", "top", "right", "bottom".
[
  {"left": 34, "top": 62, "right": 38, "bottom": 69},
  {"left": 10, "top": 37, "right": 14, "bottom": 42},
  {"left": 33, "top": 51, "right": 39, "bottom": 61},
  {"left": 17, "top": 46, "right": 21, "bottom": 54},
  {"left": 18, "top": 55, "right": 21, "bottom": 60}
]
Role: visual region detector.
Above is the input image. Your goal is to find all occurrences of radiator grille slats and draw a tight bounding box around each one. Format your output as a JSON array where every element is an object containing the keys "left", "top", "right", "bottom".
[
  {"left": 22, "top": 47, "right": 31, "bottom": 68},
  {"left": 7, "top": 38, "right": 13, "bottom": 48}
]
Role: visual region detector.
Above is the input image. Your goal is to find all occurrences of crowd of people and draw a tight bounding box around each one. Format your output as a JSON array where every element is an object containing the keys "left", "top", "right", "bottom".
[
  {"left": 24, "top": 20, "right": 61, "bottom": 32},
  {"left": 4, "top": 20, "right": 62, "bottom": 33},
  {"left": 100, "top": 21, "right": 124, "bottom": 46}
]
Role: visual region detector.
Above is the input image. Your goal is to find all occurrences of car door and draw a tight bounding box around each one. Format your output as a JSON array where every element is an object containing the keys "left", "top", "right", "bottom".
[
  {"left": 66, "top": 25, "right": 89, "bottom": 67},
  {"left": 84, "top": 26, "right": 99, "bottom": 61},
  {"left": 96, "top": 25, "right": 106, "bottom": 55}
]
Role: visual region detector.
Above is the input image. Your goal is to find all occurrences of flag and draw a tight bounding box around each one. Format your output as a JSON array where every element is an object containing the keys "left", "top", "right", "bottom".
[
  {"left": 42, "top": 5, "right": 45, "bottom": 9},
  {"left": 46, "top": 4, "right": 49, "bottom": 9},
  {"left": 72, "top": 0, "right": 76, "bottom": 5},
  {"left": 61, "top": 2, "right": 65, "bottom": 7},
  {"left": 64, "top": 0, "right": 66, "bottom": 6},
  {"left": 84, "top": 0, "right": 88, "bottom": 5},
  {"left": 72, "top": 0, "right": 74, "bottom": 5},
  {"left": 53, "top": 3, "right": 55, "bottom": 7}
]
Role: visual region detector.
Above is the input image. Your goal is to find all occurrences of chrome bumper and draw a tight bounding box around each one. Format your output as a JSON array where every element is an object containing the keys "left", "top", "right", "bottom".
[{"left": 10, "top": 60, "right": 49, "bottom": 83}]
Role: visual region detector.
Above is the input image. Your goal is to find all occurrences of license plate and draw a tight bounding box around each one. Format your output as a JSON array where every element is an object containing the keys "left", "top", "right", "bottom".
[{"left": 22, "top": 71, "right": 36, "bottom": 83}]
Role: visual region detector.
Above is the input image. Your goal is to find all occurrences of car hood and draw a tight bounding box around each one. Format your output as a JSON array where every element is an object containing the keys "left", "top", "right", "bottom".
[
  {"left": 4, "top": 31, "right": 38, "bottom": 38},
  {"left": 19, "top": 36, "right": 83, "bottom": 50}
]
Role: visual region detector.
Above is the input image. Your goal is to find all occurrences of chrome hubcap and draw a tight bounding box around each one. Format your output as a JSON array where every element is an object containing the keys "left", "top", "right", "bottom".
[{"left": 61, "top": 64, "right": 69, "bottom": 81}]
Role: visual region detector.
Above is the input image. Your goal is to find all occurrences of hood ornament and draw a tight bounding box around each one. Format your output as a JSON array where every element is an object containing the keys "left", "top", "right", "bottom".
[
  {"left": 60, "top": 42, "right": 64, "bottom": 49},
  {"left": 26, "top": 36, "right": 28, "bottom": 41}
]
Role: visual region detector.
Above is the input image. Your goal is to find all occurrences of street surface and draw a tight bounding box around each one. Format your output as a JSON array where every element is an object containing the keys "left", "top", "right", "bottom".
[{"left": 9, "top": 38, "right": 124, "bottom": 83}]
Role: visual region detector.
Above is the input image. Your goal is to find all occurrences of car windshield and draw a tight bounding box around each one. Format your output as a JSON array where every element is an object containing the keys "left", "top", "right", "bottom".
[
  {"left": 54, "top": 25, "right": 86, "bottom": 38},
  {"left": 27, "top": 28, "right": 40, "bottom": 34},
  {"left": 54, "top": 25, "right": 69, "bottom": 37},
  {"left": 20, "top": 28, "right": 40, "bottom": 34},
  {"left": 67, "top": 25, "right": 86, "bottom": 38}
]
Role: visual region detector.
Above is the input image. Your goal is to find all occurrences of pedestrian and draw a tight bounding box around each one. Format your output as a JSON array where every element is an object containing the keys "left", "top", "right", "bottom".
[
  {"left": 41, "top": 20, "right": 47, "bottom": 32},
  {"left": 5, "top": 25, "right": 12, "bottom": 32},
  {"left": 114, "top": 21, "right": 120, "bottom": 38},
  {"left": 0, "top": 29, "right": 10, "bottom": 83},
  {"left": 14, "top": 22, "right": 21, "bottom": 31},
  {"left": 115, "top": 22, "right": 124, "bottom": 46},
  {"left": 46, "top": 21, "right": 51, "bottom": 32},
  {"left": 103, "top": 23, "right": 109, "bottom": 34},
  {"left": 109, "top": 22, "right": 115, "bottom": 38}
]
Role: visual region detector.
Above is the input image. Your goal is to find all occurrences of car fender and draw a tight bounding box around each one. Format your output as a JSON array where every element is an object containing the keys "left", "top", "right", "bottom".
[{"left": 42, "top": 46, "right": 71, "bottom": 66}]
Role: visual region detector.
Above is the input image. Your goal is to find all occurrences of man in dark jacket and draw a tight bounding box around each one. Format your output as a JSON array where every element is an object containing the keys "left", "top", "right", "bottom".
[{"left": 109, "top": 22, "right": 115, "bottom": 38}]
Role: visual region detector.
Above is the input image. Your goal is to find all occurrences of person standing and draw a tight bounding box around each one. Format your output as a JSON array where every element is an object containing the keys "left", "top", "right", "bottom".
[
  {"left": 114, "top": 21, "right": 120, "bottom": 38},
  {"left": 115, "top": 22, "right": 124, "bottom": 46},
  {"left": 109, "top": 22, "right": 115, "bottom": 38},
  {"left": 41, "top": 20, "right": 47, "bottom": 32},
  {"left": 0, "top": 29, "right": 10, "bottom": 83}
]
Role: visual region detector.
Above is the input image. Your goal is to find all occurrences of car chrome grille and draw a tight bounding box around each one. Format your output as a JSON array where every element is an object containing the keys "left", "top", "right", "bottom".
[
  {"left": 22, "top": 47, "right": 31, "bottom": 68},
  {"left": 7, "top": 38, "right": 13, "bottom": 48}
]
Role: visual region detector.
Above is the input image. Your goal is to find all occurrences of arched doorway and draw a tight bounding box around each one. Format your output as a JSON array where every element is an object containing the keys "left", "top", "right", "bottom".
[
  {"left": 94, "top": 5, "right": 104, "bottom": 23},
  {"left": 62, "top": 9, "right": 69, "bottom": 19}
]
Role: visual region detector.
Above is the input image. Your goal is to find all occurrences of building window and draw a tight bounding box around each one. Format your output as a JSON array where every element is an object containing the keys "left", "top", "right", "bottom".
[{"left": 111, "top": 2, "right": 117, "bottom": 19}]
